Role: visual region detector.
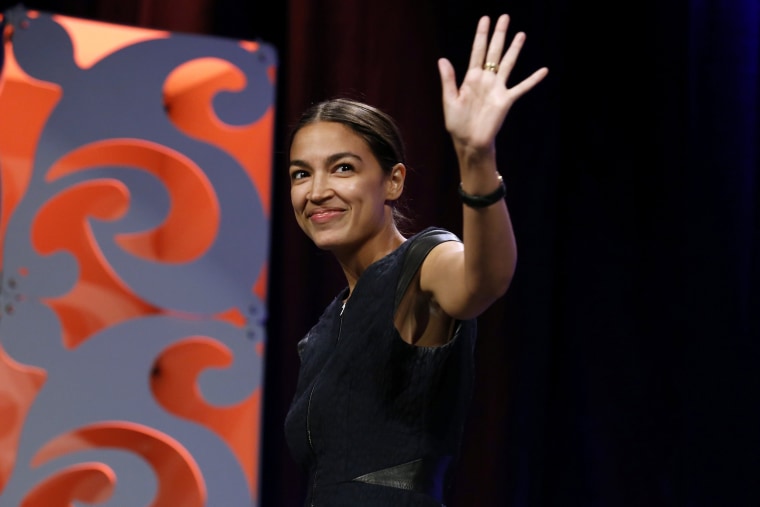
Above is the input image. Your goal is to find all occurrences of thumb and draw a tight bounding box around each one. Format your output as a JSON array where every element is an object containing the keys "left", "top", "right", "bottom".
[{"left": 437, "top": 58, "right": 458, "bottom": 103}]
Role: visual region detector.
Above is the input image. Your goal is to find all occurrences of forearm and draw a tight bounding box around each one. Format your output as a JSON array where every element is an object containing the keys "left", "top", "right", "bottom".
[
  {"left": 458, "top": 146, "right": 517, "bottom": 305},
  {"left": 431, "top": 12, "right": 545, "bottom": 317}
]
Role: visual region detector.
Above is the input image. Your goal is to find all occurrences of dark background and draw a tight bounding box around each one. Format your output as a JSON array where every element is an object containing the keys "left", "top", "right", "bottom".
[{"left": 2, "top": 1, "right": 758, "bottom": 506}]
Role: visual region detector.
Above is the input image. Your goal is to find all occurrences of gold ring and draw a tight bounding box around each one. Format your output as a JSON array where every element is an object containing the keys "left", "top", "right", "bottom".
[{"left": 483, "top": 62, "right": 499, "bottom": 73}]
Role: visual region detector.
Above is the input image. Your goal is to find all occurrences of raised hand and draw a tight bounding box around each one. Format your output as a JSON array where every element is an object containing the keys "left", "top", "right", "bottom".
[{"left": 438, "top": 14, "right": 548, "bottom": 154}]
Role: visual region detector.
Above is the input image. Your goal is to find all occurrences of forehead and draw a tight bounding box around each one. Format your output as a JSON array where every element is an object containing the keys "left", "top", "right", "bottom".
[{"left": 289, "top": 121, "right": 371, "bottom": 160}]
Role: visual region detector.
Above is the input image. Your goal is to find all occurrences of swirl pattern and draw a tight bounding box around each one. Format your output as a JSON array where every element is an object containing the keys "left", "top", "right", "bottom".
[{"left": 0, "top": 6, "right": 276, "bottom": 506}]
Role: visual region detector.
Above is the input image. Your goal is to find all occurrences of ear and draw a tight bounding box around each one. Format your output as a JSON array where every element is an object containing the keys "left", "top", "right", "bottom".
[{"left": 385, "top": 163, "right": 406, "bottom": 201}]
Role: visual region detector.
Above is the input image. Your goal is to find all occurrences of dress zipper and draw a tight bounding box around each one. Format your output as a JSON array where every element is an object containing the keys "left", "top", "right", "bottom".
[{"left": 305, "top": 299, "right": 346, "bottom": 506}]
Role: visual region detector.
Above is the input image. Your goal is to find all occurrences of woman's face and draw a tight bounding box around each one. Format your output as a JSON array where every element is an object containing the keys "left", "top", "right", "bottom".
[{"left": 288, "top": 121, "right": 400, "bottom": 252}]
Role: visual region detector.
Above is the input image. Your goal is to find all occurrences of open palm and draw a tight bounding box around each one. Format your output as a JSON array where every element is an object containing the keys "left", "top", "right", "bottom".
[{"left": 438, "top": 15, "right": 548, "bottom": 152}]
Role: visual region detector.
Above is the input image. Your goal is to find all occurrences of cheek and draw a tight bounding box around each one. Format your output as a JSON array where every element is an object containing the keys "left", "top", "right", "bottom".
[
  {"left": 348, "top": 179, "right": 381, "bottom": 200},
  {"left": 357, "top": 182, "right": 388, "bottom": 211},
  {"left": 290, "top": 186, "right": 303, "bottom": 207}
]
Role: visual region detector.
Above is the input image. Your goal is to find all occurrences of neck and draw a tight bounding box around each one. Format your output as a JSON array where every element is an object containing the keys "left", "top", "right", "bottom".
[{"left": 336, "top": 225, "right": 406, "bottom": 295}]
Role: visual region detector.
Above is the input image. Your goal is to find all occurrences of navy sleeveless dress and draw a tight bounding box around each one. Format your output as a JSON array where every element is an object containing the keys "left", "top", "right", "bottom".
[{"left": 284, "top": 227, "right": 477, "bottom": 506}]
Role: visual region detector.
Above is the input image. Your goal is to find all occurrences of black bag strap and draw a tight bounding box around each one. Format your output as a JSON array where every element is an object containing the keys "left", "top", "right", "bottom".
[{"left": 394, "top": 228, "right": 460, "bottom": 310}]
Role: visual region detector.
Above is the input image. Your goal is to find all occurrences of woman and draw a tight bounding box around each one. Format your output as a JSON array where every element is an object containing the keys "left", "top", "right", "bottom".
[{"left": 284, "top": 14, "right": 548, "bottom": 506}]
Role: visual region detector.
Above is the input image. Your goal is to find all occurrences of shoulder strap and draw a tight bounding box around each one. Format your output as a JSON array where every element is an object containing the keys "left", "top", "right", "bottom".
[{"left": 394, "top": 228, "right": 460, "bottom": 310}]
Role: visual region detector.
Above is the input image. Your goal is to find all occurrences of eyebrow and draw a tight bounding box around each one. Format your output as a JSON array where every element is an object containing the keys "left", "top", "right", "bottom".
[{"left": 289, "top": 151, "right": 363, "bottom": 168}]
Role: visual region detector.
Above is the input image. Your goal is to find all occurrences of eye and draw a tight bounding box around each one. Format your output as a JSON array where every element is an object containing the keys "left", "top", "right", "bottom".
[
  {"left": 290, "top": 169, "right": 309, "bottom": 181},
  {"left": 334, "top": 163, "right": 354, "bottom": 174}
]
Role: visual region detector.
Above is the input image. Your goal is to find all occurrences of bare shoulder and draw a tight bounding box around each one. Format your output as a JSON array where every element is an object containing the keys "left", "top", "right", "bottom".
[
  {"left": 418, "top": 235, "right": 501, "bottom": 320},
  {"left": 418, "top": 239, "right": 465, "bottom": 295}
]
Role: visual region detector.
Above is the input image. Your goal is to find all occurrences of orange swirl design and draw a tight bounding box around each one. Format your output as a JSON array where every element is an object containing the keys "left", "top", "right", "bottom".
[
  {"left": 26, "top": 421, "right": 205, "bottom": 507},
  {"left": 150, "top": 337, "right": 262, "bottom": 494},
  {"left": 0, "top": 8, "right": 273, "bottom": 504},
  {"left": 32, "top": 179, "right": 164, "bottom": 349}
]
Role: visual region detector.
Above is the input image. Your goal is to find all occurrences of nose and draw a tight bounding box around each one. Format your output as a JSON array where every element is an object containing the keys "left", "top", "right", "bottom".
[{"left": 306, "top": 171, "right": 333, "bottom": 202}]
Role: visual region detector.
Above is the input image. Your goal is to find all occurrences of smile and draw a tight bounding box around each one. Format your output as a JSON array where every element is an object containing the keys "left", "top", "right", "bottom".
[{"left": 308, "top": 209, "right": 345, "bottom": 224}]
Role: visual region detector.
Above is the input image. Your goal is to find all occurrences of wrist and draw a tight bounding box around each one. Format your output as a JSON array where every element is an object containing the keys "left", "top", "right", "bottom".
[
  {"left": 453, "top": 141, "right": 496, "bottom": 165},
  {"left": 458, "top": 174, "right": 506, "bottom": 208}
]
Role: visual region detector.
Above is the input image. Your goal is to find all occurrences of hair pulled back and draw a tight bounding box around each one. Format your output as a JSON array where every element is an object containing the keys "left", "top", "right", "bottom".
[{"left": 289, "top": 98, "right": 406, "bottom": 175}]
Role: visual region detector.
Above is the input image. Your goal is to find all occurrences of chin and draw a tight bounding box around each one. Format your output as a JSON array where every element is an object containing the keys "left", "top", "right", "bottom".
[{"left": 305, "top": 229, "right": 346, "bottom": 251}]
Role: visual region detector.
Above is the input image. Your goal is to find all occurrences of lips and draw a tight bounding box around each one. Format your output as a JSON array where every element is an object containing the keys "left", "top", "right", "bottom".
[{"left": 307, "top": 208, "right": 345, "bottom": 224}]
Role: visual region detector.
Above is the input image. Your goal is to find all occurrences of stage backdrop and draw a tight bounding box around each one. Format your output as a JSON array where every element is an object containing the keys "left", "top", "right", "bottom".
[{"left": 0, "top": 5, "right": 276, "bottom": 506}]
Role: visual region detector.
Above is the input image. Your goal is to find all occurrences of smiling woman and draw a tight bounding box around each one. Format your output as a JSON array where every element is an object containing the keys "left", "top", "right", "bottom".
[
  {"left": 283, "top": 13, "right": 548, "bottom": 507},
  {"left": 288, "top": 118, "right": 406, "bottom": 261}
]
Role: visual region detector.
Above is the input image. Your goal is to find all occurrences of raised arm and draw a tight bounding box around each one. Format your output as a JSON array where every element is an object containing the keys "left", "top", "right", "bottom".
[{"left": 421, "top": 14, "right": 548, "bottom": 320}]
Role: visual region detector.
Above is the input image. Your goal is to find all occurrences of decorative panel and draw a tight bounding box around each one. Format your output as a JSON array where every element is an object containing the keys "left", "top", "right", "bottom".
[{"left": 0, "top": 5, "right": 276, "bottom": 506}]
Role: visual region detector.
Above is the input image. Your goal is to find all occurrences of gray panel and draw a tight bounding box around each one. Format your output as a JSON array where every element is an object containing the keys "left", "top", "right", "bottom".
[{"left": 0, "top": 6, "right": 276, "bottom": 506}]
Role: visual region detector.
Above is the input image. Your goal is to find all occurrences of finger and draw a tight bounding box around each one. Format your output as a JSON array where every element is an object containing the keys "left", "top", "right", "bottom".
[
  {"left": 497, "top": 31, "right": 526, "bottom": 80},
  {"left": 438, "top": 58, "right": 458, "bottom": 102},
  {"left": 467, "top": 16, "right": 491, "bottom": 71},
  {"left": 485, "top": 14, "right": 510, "bottom": 70},
  {"left": 507, "top": 67, "right": 549, "bottom": 99}
]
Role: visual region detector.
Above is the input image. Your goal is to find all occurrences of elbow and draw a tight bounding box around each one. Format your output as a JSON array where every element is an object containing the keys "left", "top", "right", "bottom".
[
  {"left": 486, "top": 256, "right": 516, "bottom": 302},
  {"left": 488, "top": 270, "right": 513, "bottom": 302},
  {"left": 462, "top": 268, "right": 514, "bottom": 319},
  {"left": 495, "top": 272, "right": 514, "bottom": 299},
  {"left": 454, "top": 254, "right": 516, "bottom": 320},
  {"left": 492, "top": 255, "right": 516, "bottom": 297}
]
